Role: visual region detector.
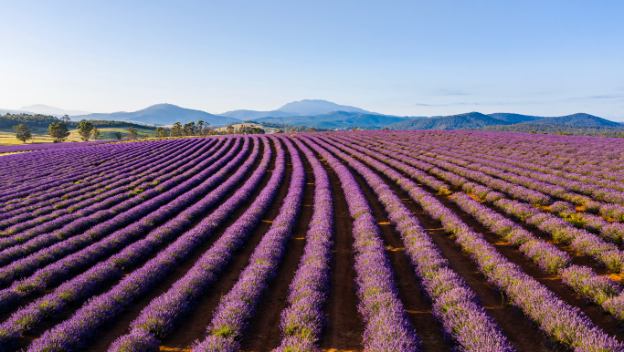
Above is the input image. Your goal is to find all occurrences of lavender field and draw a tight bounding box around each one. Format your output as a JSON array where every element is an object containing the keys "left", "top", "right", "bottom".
[{"left": 1, "top": 131, "right": 624, "bottom": 352}]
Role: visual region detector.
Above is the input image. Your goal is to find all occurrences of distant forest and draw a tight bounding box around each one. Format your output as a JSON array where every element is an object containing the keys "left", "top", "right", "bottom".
[
  {"left": 0, "top": 113, "right": 156, "bottom": 134},
  {"left": 485, "top": 124, "right": 624, "bottom": 138}
]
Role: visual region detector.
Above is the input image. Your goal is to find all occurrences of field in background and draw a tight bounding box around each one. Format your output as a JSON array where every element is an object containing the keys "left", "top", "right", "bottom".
[
  {"left": 0, "top": 127, "right": 155, "bottom": 145},
  {"left": 1, "top": 131, "right": 624, "bottom": 351}
]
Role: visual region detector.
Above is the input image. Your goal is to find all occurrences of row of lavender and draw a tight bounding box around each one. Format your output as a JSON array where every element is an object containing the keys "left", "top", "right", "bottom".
[
  {"left": 0, "top": 138, "right": 213, "bottom": 234},
  {"left": 1, "top": 132, "right": 624, "bottom": 351},
  {"left": 0, "top": 140, "right": 138, "bottom": 196},
  {"left": 0, "top": 141, "right": 108, "bottom": 155},
  {"left": 0, "top": 138, "right": 209, "bottom": 213},
  {"left": 321, "top": 133, "right": 623, "bottom": 350},
  {"left": 0, "top": 136, "right": 265, "bottom": 350},
  {"left": 0, "top": 138, "right": 241, "bottom": 291},
  {"left": 398, "top": 131, "right": 624, "bottom": 182},
  {"left": 347, "top": 134, "right": 624, "bottom": 264},
  {"left": 338, "top": 133, "right": 624, "bottom": 318}
]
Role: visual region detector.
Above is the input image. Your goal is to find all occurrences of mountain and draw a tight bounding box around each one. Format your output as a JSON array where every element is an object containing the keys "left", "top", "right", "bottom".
[
  {"left": 5, "top": 99, "right": 622, "bottom": 132},
  {"left": 389, "top": 112, "right": 622, "bottom": 131},
  {"left": 488, "top": 113, "right": 544, "bottom": 124},
  {"left": 255, "top": 111, "right": 407, "bottom": 130},
  {"left": 1, "top": 105, "right": 88, "bottom": 117},
  {"left": 277, "top": 99, "right": 371, "bottom": 115},
  {"left": 516, "top": 113, "right": 621, "bottom": 128},
  {"left": 390, "top": 112, "right": 504, "bottom": 130},
  {"left": 220, "top": 109, "right": 293, "bottom": 120},
  {"left": 221, "top": 99, "right": 373, "bottom": 120},
  {"left": 0, "top": 108, "right": 26, "bottom": 115},
  {"left": 0, "top": 113, "right": 155, "bottom": 134},
  {"left": 75, "top": 104, "right": 239, "bottom": 126},
  {"left": 20, "top": 104, "right": 89, "bottom": 117}
]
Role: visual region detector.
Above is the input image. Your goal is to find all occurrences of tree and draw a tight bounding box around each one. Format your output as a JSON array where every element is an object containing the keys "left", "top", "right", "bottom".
[
  {"left": 127, "top": 127, "right": 139, "bottom": 140},
  {"left": 61, "top": 115, "right": 71, "bottom": 124},
  {"left": 77, "top": 120, "right": 94, "bottom": 141},
  {"left": 183, "top": 122, "right": 196, "bottom": 136},
  {"left": 111, "top": 131, "right": 123, "bottom": 140},
  {"left": 238, "top": 125, "right": 264, "bottom": 134},
  {"left": 197, "top": 120, "right": 208, "bottom": 136},
  {"left": 14, "top": 124, "right": 32, "bottom": 143},
  {"left": 171, "top": 122, "right": 183, "bottom": 137},
  {"left": 156, "top": 127, "right": 170, "bottom": 138},
  {"left": 91, "top": 127, "right": 101, "bottom": 140},
  {"left": 48, "top": 121, "right": 70, "bottom": 143}
]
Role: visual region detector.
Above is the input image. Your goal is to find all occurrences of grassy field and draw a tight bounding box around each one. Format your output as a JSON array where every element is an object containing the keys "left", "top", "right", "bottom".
[{"left": 0, "top": 127, "right": 155, "bottom": 145}]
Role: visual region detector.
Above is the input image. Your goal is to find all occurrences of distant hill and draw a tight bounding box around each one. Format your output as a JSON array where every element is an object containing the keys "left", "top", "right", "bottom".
[
  {"left": 0, "top": 113, "right": 156, "bottom": 134},
  {"left": 389, "top": 112, "right": 622, "bottom": 131},
  {"left": 390, "top": 112, "right": 503, "bottom": 130},
  {"left": 277, "top": 99, "right": 371, "bottom": 115},
  {"left": 221, "top": 99, "right": 373, "bottom": 120},
  {"left": 485, "top": 113, "right": 624, "bottom": 136},
  {"left": 487, "top": 113, "right": 544, "bottom": 124},
  {"left": 76, "top": 104, "right": 239, "bottom": 126},
  {"left": 255, "top": 111, "right": 407, "bottom": 130},
  {"left": 220, "top": 109, "right": 293, "bottom": 120},
  {"left": 0, "top": 114, "right": 60, "bottom": 134},
  {"left": 4, "top": 100, "right": 622, "bottom": 133},
  {"left": 0, "top": 105, "right": 89, "bottom": 117},
  {"left": 20, "top": 104, "right": 89, "bottom": 117},
  {"left": 516, "top": 113, "right": 621, "bottom": 128},
  {"left": 0, "top": 108, "right": 28, "bottom": 115}
]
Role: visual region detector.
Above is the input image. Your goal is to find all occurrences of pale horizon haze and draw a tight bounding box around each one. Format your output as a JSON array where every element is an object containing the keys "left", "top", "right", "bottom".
[{"left": 1, "top": 0, "right": 623, "bottom": 120}]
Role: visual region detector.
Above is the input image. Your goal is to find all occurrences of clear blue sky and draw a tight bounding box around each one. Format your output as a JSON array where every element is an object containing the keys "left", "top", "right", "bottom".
[{"left": 1, "top": 0, "right": 623, "bottom": 119}]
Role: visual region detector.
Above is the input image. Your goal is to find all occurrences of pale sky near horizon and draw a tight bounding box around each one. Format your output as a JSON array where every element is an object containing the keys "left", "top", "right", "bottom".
[{"left": 1, "top": 0, "right": 623, "bottom": 120}]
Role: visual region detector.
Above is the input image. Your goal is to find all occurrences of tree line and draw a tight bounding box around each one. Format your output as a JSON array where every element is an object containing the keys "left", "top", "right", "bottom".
[
  {"left": 153, "top": 121, "right": 266, "bottom": 137},
  {"left": 14, "top": 116, "right": 101, "bottom": 143},
  {"left": 154, "top": 121, "right": 212, "bottom": 138},
  {"left": 10, "top": 115, "right": 268, "bottom": 144}
]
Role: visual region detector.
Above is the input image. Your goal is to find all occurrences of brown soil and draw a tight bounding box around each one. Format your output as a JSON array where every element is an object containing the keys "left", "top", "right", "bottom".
[
  {"left": 82, "top": 137, "right": 266, "bottom": 351},
  {"left": 368, "top": 139, "right": 624, "bottom": 340},
  {"left": 158, "top": 138, "right": 293, "bottom": 349},
  {"left": 436, "top": 193, "right": 624, "bottom": 340},
  {"left": 0, "top": 141, "right": 242, "bottom": 323},
  {"left": 317, "top": 153, "right": 364, "bottom": 350},
  {"left": 324, "top": 136, "right": 562, "bottom": 352},
  {"left": 346, "top": 161, "right": 452, "bottom": 351},
  {"left": 376, "top": 138, "right": 617, "bottom": 272},
  {"left": 240, "top": 143, "right": 315, "bottom": 351},
  {"left": 489, "top": 205, "right": 610, "bottom": 274},
  {"left": 15, "top": 139, "right": 254, "bottom": 349},
  {"left": 342, "top": 135, "right": 624, "bottom": 339},
  {"left": 0, "top": 139, "right": 232, "bottom": 278}
]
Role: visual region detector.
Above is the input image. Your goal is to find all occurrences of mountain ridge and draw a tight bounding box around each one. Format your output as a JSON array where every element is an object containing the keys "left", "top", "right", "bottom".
[
  {"left": 3, "top": 100, "right": 622, "bottom": 131},
  {"left": 74, "top": 103, "right": 239, "bottom": 126},
  {"left": 221, "top": 99, "right": 375, "bottom": 120},
  {"left": 389, "top": 112, "right": 622, "bottom": 130},
  {"left": 20, "top": 104, "right": 90, "bottom": 117},
  {"left": 254, "top": 111, "right": 406, "bottom": 130}
]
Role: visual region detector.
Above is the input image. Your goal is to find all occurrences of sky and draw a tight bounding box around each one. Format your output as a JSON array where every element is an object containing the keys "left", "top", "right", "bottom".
[{"left": 0, "top": 0, "right": 623, "bottom": 120}]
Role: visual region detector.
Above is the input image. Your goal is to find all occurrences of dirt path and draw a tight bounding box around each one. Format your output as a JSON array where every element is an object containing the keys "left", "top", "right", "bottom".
[
  {"left": 84, "top": 138, "right": 271, "bottom": 351},
  {"left": 346, "top": 162, "right": 452, "bottom": 351},
  {"left": 336, "top": 136, "right": 624, "bottom": 341},
  {"left": 363, "top": 139, "right": 624, "bottom": 340},
  {"left": 324, "top": 138, "right": 561, "bottom": 352},
  {"left": 158, "top": 138, "right": 293, "bottom": 349},
  {"left": 435, "top": 190, "right": 624, "bottom": 340},
  {"left": 240, "top": 143, "right": 315, "bottom": 350},
  {"left": 18, "top": 138, "right": 253, "bottom": 349},
  {"left": 318, "top": 156, "right": 364, "bottom": 350}
]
